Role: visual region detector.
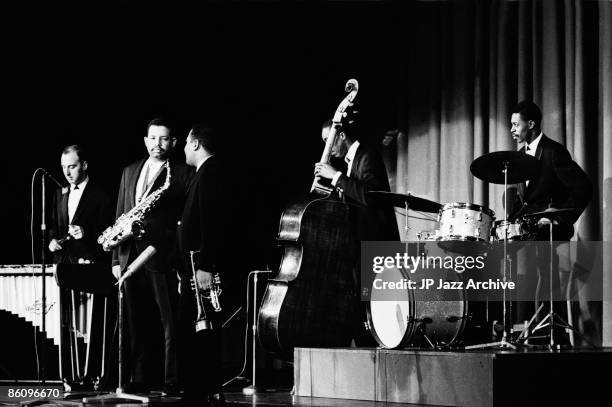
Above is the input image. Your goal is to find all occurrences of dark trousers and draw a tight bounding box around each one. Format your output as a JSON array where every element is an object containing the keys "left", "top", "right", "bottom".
[
  {"left": 124, "top": 267, "right": 178, "bottom": 386},
  {"left": 178, "top": 277, "right": 223, "bottom": 397}
]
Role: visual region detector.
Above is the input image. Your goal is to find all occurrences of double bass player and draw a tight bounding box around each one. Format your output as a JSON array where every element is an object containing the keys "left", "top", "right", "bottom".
[
  {"left": 314, "top": 116, "right": 400, "bottom": 345},
  {"left": 258, "top": 80, "right": 400, "bottom": 357}
]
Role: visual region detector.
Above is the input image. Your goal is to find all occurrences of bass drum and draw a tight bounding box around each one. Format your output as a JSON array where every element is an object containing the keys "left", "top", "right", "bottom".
[
  {"left": 367, "top": 265, "right": 416, "bottom": 349},
  {"left": 367, "top": 245, "right": 484, "bottom": 349}
]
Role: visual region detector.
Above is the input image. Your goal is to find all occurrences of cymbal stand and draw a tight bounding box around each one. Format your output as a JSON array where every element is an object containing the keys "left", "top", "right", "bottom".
[
  {"left": 523, "top": 220, "right": 575, "bottom": 350},
  {"left": 466, "top": 161, "right": 516, "bottom": 350}
]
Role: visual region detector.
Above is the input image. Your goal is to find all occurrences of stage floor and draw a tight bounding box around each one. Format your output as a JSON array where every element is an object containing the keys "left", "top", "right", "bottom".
[
  {"left": 2, "top": 348, "right": 610, "bottom": 406},
  {"left": 0, "top": 388, "right": 423, "bottom": 406}
]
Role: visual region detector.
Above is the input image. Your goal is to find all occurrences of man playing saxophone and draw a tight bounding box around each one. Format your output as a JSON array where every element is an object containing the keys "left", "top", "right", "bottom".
[
  {"left": 177, "top": 124, "right": 226, "bottom": 406},
  {"left": 110, "top": 117, "right": 192, "bottom": 396}
]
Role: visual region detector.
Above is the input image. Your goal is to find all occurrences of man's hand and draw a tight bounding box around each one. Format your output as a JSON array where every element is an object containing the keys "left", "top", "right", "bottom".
[
  {"left": 112, "top": 265, "right": 121, "bottom": 281},
  {"left": 68, "top": 225, "right": 84, "bottom": 240},
  {"left": 48, "top": 239, "right": 62, "bottom": 252},
  {"left": 314, "top": 162, "right": 338, "bottom": 180},
  {"left": 196, "top": 270, "right": 213, "bottom": 290}
]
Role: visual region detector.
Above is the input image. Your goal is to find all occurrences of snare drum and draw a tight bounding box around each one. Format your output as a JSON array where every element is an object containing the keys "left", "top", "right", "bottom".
[
  {"left": 438, "top": 202, "right": 495, "bottom": 242},
  {"left": 416, "top": 230, "right": 440, "bottom": 241},
  {"left": 492, "top": 219, "right": 533, "bottom": 241}
]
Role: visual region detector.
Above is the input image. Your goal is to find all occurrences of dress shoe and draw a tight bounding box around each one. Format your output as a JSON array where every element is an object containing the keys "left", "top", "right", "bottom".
[
  {"left": 122, "top": 381, "right": 150, "bottom": 394},
  {"left": 162, "top": 382, "right": 182, "bottom": 397},
  {"left": 208, "top": 392, "right": 225, "bottom": 406}
]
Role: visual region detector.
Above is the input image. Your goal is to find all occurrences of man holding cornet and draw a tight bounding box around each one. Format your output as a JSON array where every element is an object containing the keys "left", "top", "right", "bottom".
[{"left": 177, "top": 124, "right": 226, "bottom": 406}]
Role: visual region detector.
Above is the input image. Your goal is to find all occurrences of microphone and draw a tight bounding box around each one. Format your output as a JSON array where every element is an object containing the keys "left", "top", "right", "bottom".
[
  {"left": 38, "top": 168, "right": 63, "bottom": 188},
  {"left": 117, "top": 245, "right": 157, "bottom": 286},
  {"left": 57, "top": 233, "right": 72, "bottom": 244}
]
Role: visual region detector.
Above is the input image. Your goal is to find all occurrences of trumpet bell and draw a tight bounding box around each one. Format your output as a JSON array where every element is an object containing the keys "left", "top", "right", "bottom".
[{"left": 195, "top": 318, "right": 214, "bottom": 332}]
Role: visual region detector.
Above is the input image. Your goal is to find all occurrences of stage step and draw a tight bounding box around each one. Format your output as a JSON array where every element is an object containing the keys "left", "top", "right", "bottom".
[{"left": 295, "top": 347, "right": 612, "bottom": 406}]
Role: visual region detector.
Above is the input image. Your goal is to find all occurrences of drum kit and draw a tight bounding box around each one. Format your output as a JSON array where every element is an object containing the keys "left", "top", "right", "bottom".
[{"left": 366, "top": 151, "right": 577, "bottom": 350}]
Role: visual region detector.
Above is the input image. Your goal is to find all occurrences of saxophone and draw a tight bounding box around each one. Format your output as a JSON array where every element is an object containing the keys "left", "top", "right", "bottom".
[
  {"left": 189, "top": 250, "right": 222, "bottom": 332},
  {"left": 98, "top": 161, "right": 171, "bottom": 251}
]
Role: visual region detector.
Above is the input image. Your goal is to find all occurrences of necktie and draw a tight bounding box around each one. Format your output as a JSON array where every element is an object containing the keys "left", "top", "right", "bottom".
[{"left": 68, "top": 185, "right": 79, "bottom": 222}]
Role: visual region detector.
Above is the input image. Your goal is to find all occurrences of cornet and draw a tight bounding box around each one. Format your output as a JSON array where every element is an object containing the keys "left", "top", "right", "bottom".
[{"left": 189, "top": 250, "right": 222, "bottom": 332}]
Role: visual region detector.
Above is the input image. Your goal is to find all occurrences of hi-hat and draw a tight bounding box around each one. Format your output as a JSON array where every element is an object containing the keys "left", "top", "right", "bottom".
[
  {"left": 366, "top": 191, "right": 442, "bottom": 213},
  {"left": 523, "top": 207, "right": 578, "bottom": 218},
  {"left": 470, "top": 151, "right": 540, "bottom": 184}
]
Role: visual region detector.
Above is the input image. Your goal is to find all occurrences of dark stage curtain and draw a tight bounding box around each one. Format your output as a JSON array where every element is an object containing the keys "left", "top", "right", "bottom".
[{"left": 386, "top": 0, "right": 611, "bottom": 346}]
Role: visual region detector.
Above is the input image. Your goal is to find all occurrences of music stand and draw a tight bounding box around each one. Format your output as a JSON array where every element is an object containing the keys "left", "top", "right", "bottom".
[
  {"left": 54, "top": 263, "right": 116, "bottom": 396},
  {"left": 519, "top": 208, "right": 579, "bottom": 350},
  {"left": 466, "top": 151, "right": 539, "bottom": 350}
]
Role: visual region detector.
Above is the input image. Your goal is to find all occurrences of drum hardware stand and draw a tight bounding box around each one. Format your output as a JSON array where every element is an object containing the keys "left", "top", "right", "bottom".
[
  {"left": 410, "top": 316, "right": 436, "bottom": 349},
  {"left": 518, "top": 220, "right": 575, "bottom": 350},
  {"left": 466, "top": 161, "right": 517, "bottom": 350},
  {"left": 515, "top": 303, "right": 544, "bottom": 344}
]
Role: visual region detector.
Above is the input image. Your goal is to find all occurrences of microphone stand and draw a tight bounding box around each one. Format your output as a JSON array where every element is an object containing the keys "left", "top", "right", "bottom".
[
  {"left": 23, "top": 171, "right": 73, "bottom": 407},
  {"left": 466, "top": 161, "right": 516, "bottom": 350},
  {"left": 40, "top": 174, "right": 47, "bottom": 384},
  {"left": 38, "top": 170, "right": 62, "bottom": 383},
  {"left": 82, "top": 246, "right": 157, "bottom": 404},
  {"left": 242, "top": 270, "right": 273, "bottom": 396}
]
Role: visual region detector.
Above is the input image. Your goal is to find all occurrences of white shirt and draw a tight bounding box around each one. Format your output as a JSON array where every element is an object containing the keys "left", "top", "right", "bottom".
[
  {"left": 524, "top": 132, "right": 543, "bottom": 157},
  {"left": 136, "top": 158, "right": 166, "bottom": 202},
  {"left": 523, "top": 132, "right": 542, "bottom": 186},
  {"left": 68, "top": 177, "right": 89, "bottom": 223},
  {"left": 332, "top": 140, "right": 361, "bottom": 186}
]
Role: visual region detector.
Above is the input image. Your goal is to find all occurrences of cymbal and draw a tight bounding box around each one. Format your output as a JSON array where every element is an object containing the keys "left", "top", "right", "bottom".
[
  {"left": 470, "top": 151, "right": 540, "bottom": 184},
  {"left": 366, "top": 191, "right": 442, "bottom": 213},
  {"left": 523, "top": 207, "right": 578, "bottom": 218}
]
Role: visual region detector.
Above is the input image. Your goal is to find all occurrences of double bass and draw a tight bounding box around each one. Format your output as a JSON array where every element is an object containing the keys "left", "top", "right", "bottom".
[{"left": 258, "top": 79, "right": 362, "bottom": 359}]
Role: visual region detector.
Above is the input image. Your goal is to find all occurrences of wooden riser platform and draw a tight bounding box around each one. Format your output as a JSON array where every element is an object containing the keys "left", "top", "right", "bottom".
[{"left": 295, "top": 347, "right": 612, "bottom": 407}]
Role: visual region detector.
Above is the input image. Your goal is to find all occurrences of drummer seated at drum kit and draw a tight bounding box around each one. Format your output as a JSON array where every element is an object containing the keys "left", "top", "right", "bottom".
[
  {"left": 507, "top": 101, "right": 592, "bottom": 241},
  {"left": 505, "top": 101, "right": 592, "bottom": 344}
]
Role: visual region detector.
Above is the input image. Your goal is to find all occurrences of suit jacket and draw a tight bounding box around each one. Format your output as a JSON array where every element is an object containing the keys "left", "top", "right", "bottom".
[
  {"left": 511, "top": 134, "right": 592, "bottom": 239},
  {"left": 335, "top": 143, "right": 400, "bottom": 241},
  {"left": 49, "top": 181, "right": 112, "bottom": 264},
  {"left": 177, "top": 156, "right": 226, "bottom": 277},
  {"left": 112, "top": 158, "right": 193, "bottom": 272}
]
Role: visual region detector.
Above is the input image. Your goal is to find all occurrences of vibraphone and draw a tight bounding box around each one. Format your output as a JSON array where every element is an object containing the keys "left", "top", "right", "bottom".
[{"left": 0, "top": 264, "right": 62, "bottom": 346}]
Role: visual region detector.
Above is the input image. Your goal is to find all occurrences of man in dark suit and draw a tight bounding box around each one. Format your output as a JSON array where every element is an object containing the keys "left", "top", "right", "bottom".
[
  {"left": 111, "top": 118, "right": 192, "bottom": 395},
  {"left": 48, "top": 144, "right": 113, "bottom": 389},
  {"left": 314, "top": 119, "right": 400, "bottom": 241},
  {"left": 49, "top": 145, "right": 112, "bottom": 264},
  {"left": 510, "top": 101, "right": 592, "bottom": 240},
  {"left": 508, "top": 101, "right": 592, "bottom": 344},
  {"left": 177, "top": 124, "right": 226, "bottom": 406},
  {"left": 314, "top": 119, "right": 400, "bottom": 346}
]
